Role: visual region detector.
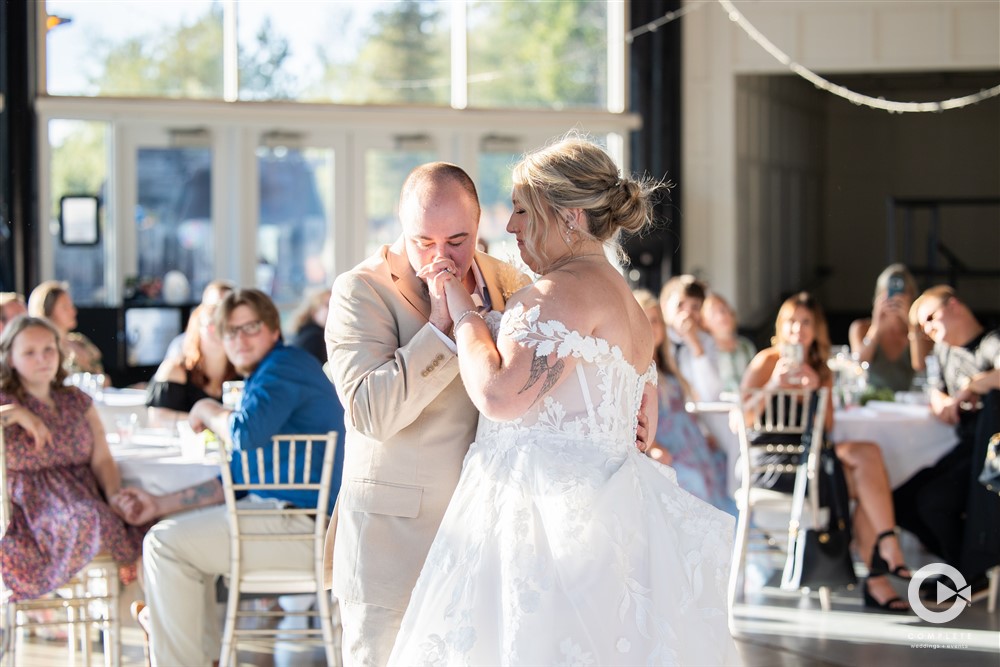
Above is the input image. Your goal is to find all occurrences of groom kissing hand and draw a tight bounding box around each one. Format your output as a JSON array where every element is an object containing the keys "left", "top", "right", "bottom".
[{"left": 324, "top": 161, "right": 529, "bottom": 667}]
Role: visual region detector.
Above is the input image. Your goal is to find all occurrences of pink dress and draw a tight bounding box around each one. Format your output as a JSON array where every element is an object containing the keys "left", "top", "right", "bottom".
[{"left": 1, "top": 388, "right": 144, "bottom": 601}]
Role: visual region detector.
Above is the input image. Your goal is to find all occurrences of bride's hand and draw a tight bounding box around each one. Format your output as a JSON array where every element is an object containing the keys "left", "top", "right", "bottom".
[
  {"left": 418, "top": 260, "right": 460, "bottom": 332},
  {"left": 442, "top": 274, "right": 475, "bottom": 320}
]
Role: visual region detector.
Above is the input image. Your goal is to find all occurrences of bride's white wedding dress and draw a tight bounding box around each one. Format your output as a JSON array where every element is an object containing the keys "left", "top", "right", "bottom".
[{"left": 389, "top": 304, "right": 740, "bottom": 666}]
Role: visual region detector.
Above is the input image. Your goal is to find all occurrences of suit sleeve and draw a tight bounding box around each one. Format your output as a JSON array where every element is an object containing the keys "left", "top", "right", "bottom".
[{"left": 326, "top": 270, "right": 459, "bottom": 443}]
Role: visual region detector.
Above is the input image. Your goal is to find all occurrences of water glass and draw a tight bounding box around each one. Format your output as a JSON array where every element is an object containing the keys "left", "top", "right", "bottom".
[
  {"left": 222, "top": 381, "right": 245, "bottom": 410},
  {"left": 115, "top": 413, "right": 138, "bottom": 444}
]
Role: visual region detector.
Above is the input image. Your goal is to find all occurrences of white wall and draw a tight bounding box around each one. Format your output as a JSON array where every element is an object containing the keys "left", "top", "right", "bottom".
[{"left": 682, "top": 0, "right": 1000, "bottom": 325}]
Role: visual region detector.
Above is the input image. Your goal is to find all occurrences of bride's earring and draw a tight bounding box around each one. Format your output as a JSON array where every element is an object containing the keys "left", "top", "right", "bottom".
[{"left": 565, "top": 224, "right": 574, "bottom": 243}]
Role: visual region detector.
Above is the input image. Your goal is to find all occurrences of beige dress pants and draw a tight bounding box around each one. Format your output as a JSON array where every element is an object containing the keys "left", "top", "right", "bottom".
[{"left": 339, "top": 599, "right": 404, "bottom": 667}]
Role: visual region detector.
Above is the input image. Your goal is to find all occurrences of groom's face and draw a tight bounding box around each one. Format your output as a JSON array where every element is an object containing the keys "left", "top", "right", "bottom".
[{"left": 401, "top": 180, "right": 480, "bottom": 283}]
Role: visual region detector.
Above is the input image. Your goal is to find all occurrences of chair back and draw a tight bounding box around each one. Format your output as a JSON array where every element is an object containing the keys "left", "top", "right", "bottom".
[
  {"left": 216, "top": 431, "right": 340, "bottom": 667},
  {"left": 218, "top": 432, "right": 338, "bottom": 581},
  {"left": 736, "top": 387, "right": 829, "bottom": 523}
]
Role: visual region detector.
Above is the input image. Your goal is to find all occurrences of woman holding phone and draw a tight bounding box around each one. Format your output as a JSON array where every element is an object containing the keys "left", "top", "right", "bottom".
[
  {"left": 849, "top": 264, "right": 930, "bottom": 392},
  {"left": 743, "top": 292, "right": 912, "bottom": 612}
]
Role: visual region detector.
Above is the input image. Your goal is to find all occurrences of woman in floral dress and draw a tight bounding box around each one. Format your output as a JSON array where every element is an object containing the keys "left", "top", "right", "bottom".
[
  {"left": 635, "top": 289, "right": 736, "bottom": 515},
  {"left": 0, "top": 316, "right": 144, "bottom": 601}
]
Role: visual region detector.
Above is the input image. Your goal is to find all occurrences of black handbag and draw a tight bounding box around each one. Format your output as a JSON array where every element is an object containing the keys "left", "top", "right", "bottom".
[
  {"left": 781, "top": 449, "right": 857, "bottom": 590},
  {"left": 781, "top": 392, "right": 857, "bottom": 590}
]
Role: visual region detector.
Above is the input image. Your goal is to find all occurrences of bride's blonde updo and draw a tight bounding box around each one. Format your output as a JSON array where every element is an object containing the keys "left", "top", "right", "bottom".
[{"left": 512, "top": 136, "right": 665, "bottom": 268}]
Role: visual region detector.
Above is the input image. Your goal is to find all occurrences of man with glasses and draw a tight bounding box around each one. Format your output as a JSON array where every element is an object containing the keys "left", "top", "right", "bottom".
[
  {"left": 895, "top": 285, "right": 1000, "bottom": 600},
  {"left": 114, "top": 288, "right": 345, "bottom": 667}
]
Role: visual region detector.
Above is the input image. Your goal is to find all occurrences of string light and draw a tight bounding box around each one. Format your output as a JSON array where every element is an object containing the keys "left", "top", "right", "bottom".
[
  {"left": 629, "top": 1, "right": 1000, "bottom": 113},
  {"left": 625, "top": 2, "right": 705, "bottom": 44}
]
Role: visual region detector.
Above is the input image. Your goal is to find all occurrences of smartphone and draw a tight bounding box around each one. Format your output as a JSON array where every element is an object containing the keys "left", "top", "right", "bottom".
[{"left": 887, "top": 274, "right": 906, "bottom": 299}]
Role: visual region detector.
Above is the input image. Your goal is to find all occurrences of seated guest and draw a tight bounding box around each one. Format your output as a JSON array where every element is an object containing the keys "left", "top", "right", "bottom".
[
  {"left": 0, "top": 316, "right": 145, "bottom": 600},
  {"left": 899, "top": 285, "right": 999, "bottom": 590},
  {"left": 145, "top": 302, "right": 239, "bottom": 417},
  {"left": 743, "top": 292, "right": 912, "bottom": 612},
  {"left": 659, "top": 275, "right": 722, "bottom": 401},
  {"left": 660, "top": 276, "right": 741, "bottom": 492},
  {"left": 702, "top": 292, "right": 756, "bottom": 395},
  {"left": 849, "top": 264, "right": 929, "bottom": 391},
  {"left": 635, "top": 289, "right": 735, "bottom": 515},
  {"left": 27, "top": 280, "right": 105, "bottom": 378},
  {"left": 163, "top": 279, "right": 236, "bottom": 361},
  {"left": 287, "top": 287, "right": 332, "bottom": 365},
  {"left": 114, "top": 288, "right": 346, "bottom": 667},
  {"left": 0, "top": 292, "right": 27, "bottom": 334}
]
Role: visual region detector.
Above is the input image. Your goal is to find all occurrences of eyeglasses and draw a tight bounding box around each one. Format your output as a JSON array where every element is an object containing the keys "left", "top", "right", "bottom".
[{"left": 222, "top": 319, "right": 264, "bottom": 340}]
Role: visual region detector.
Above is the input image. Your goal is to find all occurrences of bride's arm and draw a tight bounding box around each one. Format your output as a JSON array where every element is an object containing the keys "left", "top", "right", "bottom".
[{"left": 438, "top": 274, "right": 570, "bottom": 422}]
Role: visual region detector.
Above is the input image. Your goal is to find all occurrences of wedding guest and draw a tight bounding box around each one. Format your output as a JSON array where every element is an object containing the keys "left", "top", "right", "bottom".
[
  {"left": 743, "top": 292, "right": 912, "bottom": 612},
  {"left": 703, "top": 292, "right": 756, "bottom": 395},
  {"left": 388, "top": 137, "right": 739, "bottom": 664},
  {"left": 325, "top": 162, "right": 531, "bottom": 666},
  {"left": 660, "top": 276, "right": 739, "bottom": 492},
  {"left": 114, "top": 288, "right": 345, "bottom": 667},
  {"left": 27, "top": 280, "right": 105, "bottom": 377},
  {"left": 162, "top": 279, "right": 236, "bottom": 361},
  {"left": 901, "top": 285, "right": 1000, "bottom": 591},
  {"left": 0, "top": 291, "right": 27, "bottom": 334},
  {"left": 0, "top": 316, "right": 144, "bottom": 600},
  {"left": 635, "top": 289, "right": 735, "bottom": 515},
  {"left": 659, "top": 275, "right": 722, "bottom": 402},
  {"left": 145, "top": 302, "right": 239, "bottom": 417},
  {"left": 849, "top": 264, "right": 928, "bottom": 391},
  {"left": 288, "top": 288, "right": 332, "bottom": 365}
]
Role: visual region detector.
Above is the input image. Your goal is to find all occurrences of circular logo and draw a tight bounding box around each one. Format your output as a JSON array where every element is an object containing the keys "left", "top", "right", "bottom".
[{"left": 908, "top": 563, "right": 970, "bottom": 624}]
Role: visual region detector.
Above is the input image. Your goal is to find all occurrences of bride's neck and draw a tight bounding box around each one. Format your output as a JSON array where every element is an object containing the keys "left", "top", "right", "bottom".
[{"left": 543, "top": 245, "right": 608, "bottom": 274}]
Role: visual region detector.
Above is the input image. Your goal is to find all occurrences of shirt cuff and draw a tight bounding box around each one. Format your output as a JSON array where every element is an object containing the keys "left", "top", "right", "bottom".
[{"left": 430, "top": 323, "right": 458, "bottom": 353}]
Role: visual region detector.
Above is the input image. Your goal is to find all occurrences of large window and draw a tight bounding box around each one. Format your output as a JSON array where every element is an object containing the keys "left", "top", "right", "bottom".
[
  {"left": 37, "top": 1, "right": 637, "bottom": 318},
  {"left": 44, "top": 1, "right": 615, "bottom": 110},
  {"left": 49, "top": 119, "right": 108, "bottom": 304}
]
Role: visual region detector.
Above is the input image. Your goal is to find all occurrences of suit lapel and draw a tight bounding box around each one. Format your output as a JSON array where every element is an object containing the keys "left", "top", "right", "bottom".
[
  {"left": 387, "top": 239, "right": 431, "bottom": 320},
  {"left": 477, "top": 252, "right": 508, "bottom": 312}
]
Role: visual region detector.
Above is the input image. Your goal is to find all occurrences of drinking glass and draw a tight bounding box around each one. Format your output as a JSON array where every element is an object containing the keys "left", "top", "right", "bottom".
[
  {"left": 115, "top": 413, "right": 138, "bottom": 444},
  {"left": 222, "top": 381, "right": 245, "bottom": 410}
]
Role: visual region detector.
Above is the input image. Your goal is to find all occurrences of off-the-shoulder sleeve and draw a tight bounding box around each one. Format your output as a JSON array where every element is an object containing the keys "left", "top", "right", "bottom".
[{"left": 499, "top": 303, "right": 615, "bottom": 363}]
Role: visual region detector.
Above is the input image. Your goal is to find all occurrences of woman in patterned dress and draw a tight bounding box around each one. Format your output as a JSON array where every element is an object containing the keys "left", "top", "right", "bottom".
[
  {"left": 634, "top": 289, "right": 736, "bottom": 515},
  {"left": 0, "top": 316, "right": 144, "bottom": 601}
]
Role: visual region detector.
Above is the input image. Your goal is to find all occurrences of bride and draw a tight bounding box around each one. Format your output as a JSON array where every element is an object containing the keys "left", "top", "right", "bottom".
[{"left": 389, "top": 137, "right": 740, "bottom": 666}]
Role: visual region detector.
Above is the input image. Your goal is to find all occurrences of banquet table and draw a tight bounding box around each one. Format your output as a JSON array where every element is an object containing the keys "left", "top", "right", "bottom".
[
  {"left": 832, "top": 401, "right": 958, "bottom": 489},
  {"left": 110, "top": 428, "right": 222, "bottom": 495}
]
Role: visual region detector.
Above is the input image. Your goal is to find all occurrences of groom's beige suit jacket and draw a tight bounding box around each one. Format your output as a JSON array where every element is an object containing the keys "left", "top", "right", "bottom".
[{"left": 323, "top": 240, "right": 525, "bottom": 613}]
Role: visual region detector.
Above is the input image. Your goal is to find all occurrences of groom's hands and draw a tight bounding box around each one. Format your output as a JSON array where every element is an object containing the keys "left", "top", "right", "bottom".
[{"left": 418, "top": 259, "right": 461, "bottom": 333}]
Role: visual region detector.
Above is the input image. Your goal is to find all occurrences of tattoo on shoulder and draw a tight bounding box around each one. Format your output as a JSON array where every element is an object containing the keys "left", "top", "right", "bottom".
[{"left": 519, "top": 355, "right": 565, "bottom": 398}]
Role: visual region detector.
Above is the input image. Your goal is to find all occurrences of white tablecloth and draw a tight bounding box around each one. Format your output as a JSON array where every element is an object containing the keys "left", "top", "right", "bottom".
[
  {"left": 111, "top": 429, "right": 221, "bottom": 495},
  {"left": 832, "top": 401, "right": 958, "bottom": 489}
]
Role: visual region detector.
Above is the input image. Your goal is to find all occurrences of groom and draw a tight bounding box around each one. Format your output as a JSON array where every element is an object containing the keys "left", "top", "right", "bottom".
[{"left": 324, "top": 162, "right": 529, "bottom": 666}]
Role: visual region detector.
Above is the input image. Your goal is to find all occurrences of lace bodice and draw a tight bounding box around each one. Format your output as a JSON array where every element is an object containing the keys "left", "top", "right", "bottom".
[{"left": 476, "top": 303, "right": 656, "bottom": 462}]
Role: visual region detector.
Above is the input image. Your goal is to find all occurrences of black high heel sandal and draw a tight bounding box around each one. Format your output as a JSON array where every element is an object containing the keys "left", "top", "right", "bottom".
[
  {"left": 863, "top": 578, "right": 911, "bottom": 613},
  {"left": 869, "top": 529, "right": 912, "bottom": 580}
]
